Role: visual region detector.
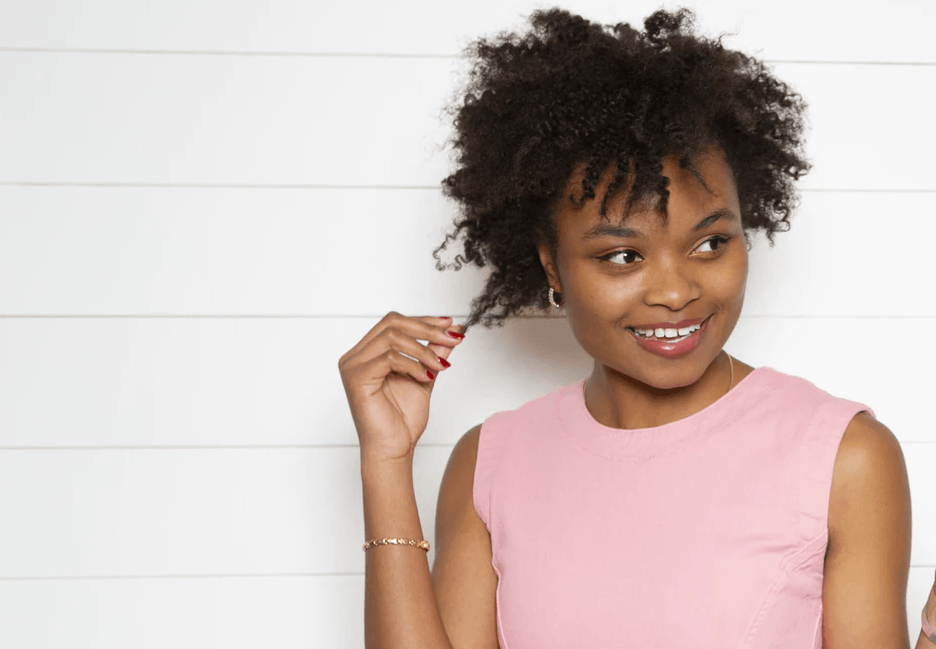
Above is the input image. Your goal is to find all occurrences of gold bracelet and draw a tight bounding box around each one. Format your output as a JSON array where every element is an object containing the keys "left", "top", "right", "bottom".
[{"left": 362, "top": 537, "right": 430, "bottom": 552}]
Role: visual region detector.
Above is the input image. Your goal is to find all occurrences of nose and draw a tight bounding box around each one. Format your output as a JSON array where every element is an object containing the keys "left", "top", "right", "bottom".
[{"left": 642, "top": 257, "right": 701, "bottom": 311}]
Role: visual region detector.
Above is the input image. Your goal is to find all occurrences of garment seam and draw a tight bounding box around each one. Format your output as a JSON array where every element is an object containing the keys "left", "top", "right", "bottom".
[
  {"left": 794, "top": 400, "right": 872, "bottom": 556},
  {"left": 740, "top": 529, "right": 828, "bottom": 648},
  {"left": 795, "top": 398, "right": 836, "bottom": 548},
  {"left": 492, "top": 559, "right": 508, "bottom": 649}
]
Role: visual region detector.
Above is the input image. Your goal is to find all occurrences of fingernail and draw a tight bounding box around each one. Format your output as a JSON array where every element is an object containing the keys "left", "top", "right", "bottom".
[
  {"left": 426, "top": 370, "right": 435, "bottom": 380},
  {"left": 438, "top": 357, "right": 451, "bottom": 368},
  {"left": 437, "top": 316, "right": 451, "bottom": 320},
  {"left": 446, "top": 331, "right": 465, "bottom": 339}
]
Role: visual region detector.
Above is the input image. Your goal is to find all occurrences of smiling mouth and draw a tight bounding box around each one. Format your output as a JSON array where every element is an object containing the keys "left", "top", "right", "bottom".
[{"left": 626, "top": 314, "right": 712, "bottom": 342}]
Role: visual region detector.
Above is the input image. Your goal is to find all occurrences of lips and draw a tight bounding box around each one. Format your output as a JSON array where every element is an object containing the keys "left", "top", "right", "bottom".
[{"left": 627, "top": 315, "right": 712, "bottom": 359}]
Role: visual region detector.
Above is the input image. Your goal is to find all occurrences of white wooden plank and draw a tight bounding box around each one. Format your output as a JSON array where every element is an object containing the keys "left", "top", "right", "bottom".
[
  {"left": 742, "top": 190, "right": 936, "bottom": 318},
  {"left": 0, "top": 186, "right": 474, "bottom": 316},
  {"left": 0, "top": 569, "right": 932, "bottom": 649},
  {"left": 0, "top": 575, "right": 364, "bottom": 649},
  {"left": 0, "top": 315, "right": 932, "bottom": 448},
  {"left": 0, "top": 187, "right": 932, "bottom": 316},
  {"left": 0, "top": 52, "right": 451, "bottom": 187},
  {"left": 0, "top": 444, "right": 932, "bottom": 578},
  {"left": 0, "top": 53, "right": 932, "bottom": 189},
  {"left": 0, "top": 446, "right": 444, "bottom": 577},
  {"left": 0, "top": 0, "right": 932, "bottom": 63}
]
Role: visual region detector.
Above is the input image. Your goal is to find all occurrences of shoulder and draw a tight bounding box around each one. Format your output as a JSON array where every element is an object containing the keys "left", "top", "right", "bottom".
[
  {"left": 834, "top": 412, "right": 903, "bottom": 480},
  {"left": 447, "top": 423, "right": 483, "bottom": 475},
  {"left": 828, "top": 411, "right": 910, "bottom": 552},
  {"left": 441, "top": 424, "right": 483, "bottom": 492}
]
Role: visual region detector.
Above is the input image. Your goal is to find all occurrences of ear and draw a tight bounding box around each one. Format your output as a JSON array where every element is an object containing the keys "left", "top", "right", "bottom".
[{"left": 537, "top": 241, "right": 561, "bottom": 293}]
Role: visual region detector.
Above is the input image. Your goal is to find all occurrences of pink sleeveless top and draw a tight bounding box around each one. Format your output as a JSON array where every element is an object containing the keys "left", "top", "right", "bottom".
[{"left": 472, "top": 366, "right": 875, "bottom": 649}]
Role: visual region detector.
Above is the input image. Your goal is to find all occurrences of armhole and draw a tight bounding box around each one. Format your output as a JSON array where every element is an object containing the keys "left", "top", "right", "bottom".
[
  {"left": 797, "top": 397, "right": 876, "bottom": 544},
  {"left": 472, "top": 411, "right": 510, "bottom": 534}
]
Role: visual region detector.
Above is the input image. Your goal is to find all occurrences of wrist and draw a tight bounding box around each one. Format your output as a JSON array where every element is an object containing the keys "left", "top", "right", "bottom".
[{"left": 360, "top": 453, "right": 414, "bottom": 482}]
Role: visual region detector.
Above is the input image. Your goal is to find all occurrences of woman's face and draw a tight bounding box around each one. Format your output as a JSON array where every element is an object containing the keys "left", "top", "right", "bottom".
[{"left": 538, "top": 148, "right": 748, "bottom": 390}]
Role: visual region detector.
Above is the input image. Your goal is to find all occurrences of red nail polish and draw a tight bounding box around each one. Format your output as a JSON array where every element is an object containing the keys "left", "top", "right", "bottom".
[
  {"left": 426, "top": 370, "right": 435, "bottom": 380},
  {"left": 447, "top": 331, "right": 465, "bottom": 339},
  {"left": 439, "top": 357, "right": 451, "bottom": 368}
]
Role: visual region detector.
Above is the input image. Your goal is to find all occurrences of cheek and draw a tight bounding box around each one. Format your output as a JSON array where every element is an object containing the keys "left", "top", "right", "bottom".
[
  {"left": 712, "top": 249, "right": 748, "bottom": 305},
  {"left": 568, "top": 269, "right": 642, "bottom": 312}
]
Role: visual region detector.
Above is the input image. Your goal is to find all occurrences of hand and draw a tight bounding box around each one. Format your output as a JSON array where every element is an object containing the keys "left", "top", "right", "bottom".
[
  {"left": 338, "top": 312, "right": 465, "bottom": 465},
  {"left": 928, "top": 569, "right": 936, "bottom": 627}
]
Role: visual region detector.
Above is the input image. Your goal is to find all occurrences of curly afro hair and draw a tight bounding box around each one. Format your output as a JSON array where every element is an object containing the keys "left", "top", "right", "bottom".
[{"left": 433, "top": 7, "right": 810, "bottom": 330}]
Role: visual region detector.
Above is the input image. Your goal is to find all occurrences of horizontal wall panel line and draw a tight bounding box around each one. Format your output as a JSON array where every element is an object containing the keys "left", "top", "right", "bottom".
[
  {"left": 0, "top": 572, "right": 363, "bottom": 582},
  {"left": 0, "top": 47, "right": 452, "bottom": 59},
  {"left": 3, "top": 565, "right": 934, "bottom": 582},
  {"left": 1, "top": 181, "right": 936, "bottom": 193},
  {"left": 0, "top": 314, "right": 566, "bottom": 319},
  {"left": 767, "top": 60, "right": 936, "bottom": 66},
  {"left": 2, "top": 47, "right": 934, "bottom": 65},
  {"left": 0, "top": 443, "right": 439, "bottom": 450},
  {"left": 2, "top": 315, "right": 935, "bottom": 320},
  {"left": 0, "top": 182, "right": 440, "bottom": 190}
]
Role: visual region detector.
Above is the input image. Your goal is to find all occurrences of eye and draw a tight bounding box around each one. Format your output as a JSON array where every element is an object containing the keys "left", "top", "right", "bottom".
[
  {"left": 598, "top": 249, "right": 643, "bottom": 266},
  {"left": 695, "top": 235, "right": 731, "bottom": 254}
]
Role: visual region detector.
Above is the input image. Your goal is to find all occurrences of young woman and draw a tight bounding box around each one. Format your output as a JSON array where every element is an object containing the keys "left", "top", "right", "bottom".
[{"left": 339, "top": 7, "right": 936, "bottom": 648}]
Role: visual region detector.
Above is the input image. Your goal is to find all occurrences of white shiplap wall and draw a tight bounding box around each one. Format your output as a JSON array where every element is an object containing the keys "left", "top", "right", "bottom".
[{"left": 0, "top": 1, "right": 933, "bottom": 646}]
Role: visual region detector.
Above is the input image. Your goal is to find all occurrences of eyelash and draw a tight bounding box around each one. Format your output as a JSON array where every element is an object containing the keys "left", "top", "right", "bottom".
[{"left": 598, "top": 235, "right": 732, "bottom": 267}]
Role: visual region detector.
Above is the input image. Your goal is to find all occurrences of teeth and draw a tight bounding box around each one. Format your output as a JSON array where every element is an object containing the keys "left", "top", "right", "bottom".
[{"left": 630, "top": 321, "right": 703, "bottom": 339}]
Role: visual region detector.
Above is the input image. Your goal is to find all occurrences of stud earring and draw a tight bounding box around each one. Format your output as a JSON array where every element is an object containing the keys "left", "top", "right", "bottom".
[{"left": 548, "top": 287, "right": 563, "bottom": 308}]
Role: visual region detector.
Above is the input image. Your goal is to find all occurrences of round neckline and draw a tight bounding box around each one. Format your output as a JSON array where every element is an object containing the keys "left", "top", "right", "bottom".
[{"left": 557, "top": 366, "right": 774, "bottom": 460}]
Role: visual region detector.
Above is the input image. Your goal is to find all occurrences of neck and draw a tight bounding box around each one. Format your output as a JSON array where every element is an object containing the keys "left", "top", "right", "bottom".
[{"left": 584, "top": 351, "right": 735, "bottom": 430}]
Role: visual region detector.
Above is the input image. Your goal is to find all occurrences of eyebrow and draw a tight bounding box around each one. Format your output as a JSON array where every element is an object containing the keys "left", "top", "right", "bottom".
[{"left": 582, "top": 207, "right": 737, "bottom": 240}]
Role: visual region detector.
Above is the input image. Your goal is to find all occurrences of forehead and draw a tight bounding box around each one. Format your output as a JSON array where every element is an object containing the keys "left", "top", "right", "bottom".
[{"left": 554, "top": 149, "right": 739, "bottom": 231}]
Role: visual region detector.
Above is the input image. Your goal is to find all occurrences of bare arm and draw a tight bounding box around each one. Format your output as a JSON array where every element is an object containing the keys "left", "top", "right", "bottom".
[
  {"left": 822, "top": 412, "right": 913, "bottom": 648},
  {"left": 361, "top": 455, "right": 454, "bottom": 649},
  {"left": 361, "top": 425, "right": 499, "bottom": 649}
]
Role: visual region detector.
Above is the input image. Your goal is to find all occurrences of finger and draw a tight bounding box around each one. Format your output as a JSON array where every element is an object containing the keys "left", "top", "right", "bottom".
[
  {"left": 428, "top": 323, "right": 465, "bottom": 359},
  {"left": 357, "top": 347, "right": 438, "bottom": 386},
  {"left": 340, "top": 313, "right": 460, "bottom": 366},
  {"left": 352, "top": 324, "right": 453, "bottom": 375}
]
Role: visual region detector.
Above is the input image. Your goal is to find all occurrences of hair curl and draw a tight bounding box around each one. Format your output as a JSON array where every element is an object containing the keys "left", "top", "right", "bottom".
[{"left": 433, "top": 7, "right": 810, "bottom": 330}]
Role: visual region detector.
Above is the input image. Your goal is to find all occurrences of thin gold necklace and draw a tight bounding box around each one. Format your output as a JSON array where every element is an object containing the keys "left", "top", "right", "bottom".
[{"left": 727, "top": 352, "right": 734, "bottom": 392}]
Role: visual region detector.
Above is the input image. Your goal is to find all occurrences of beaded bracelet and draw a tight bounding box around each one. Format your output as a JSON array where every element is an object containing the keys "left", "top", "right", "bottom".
[
  {"left": 363, "top": 537, "right": 430, "bottom": 552},
  {"left": 923, "top": 599, "right": 936, "bottom": 644}
]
